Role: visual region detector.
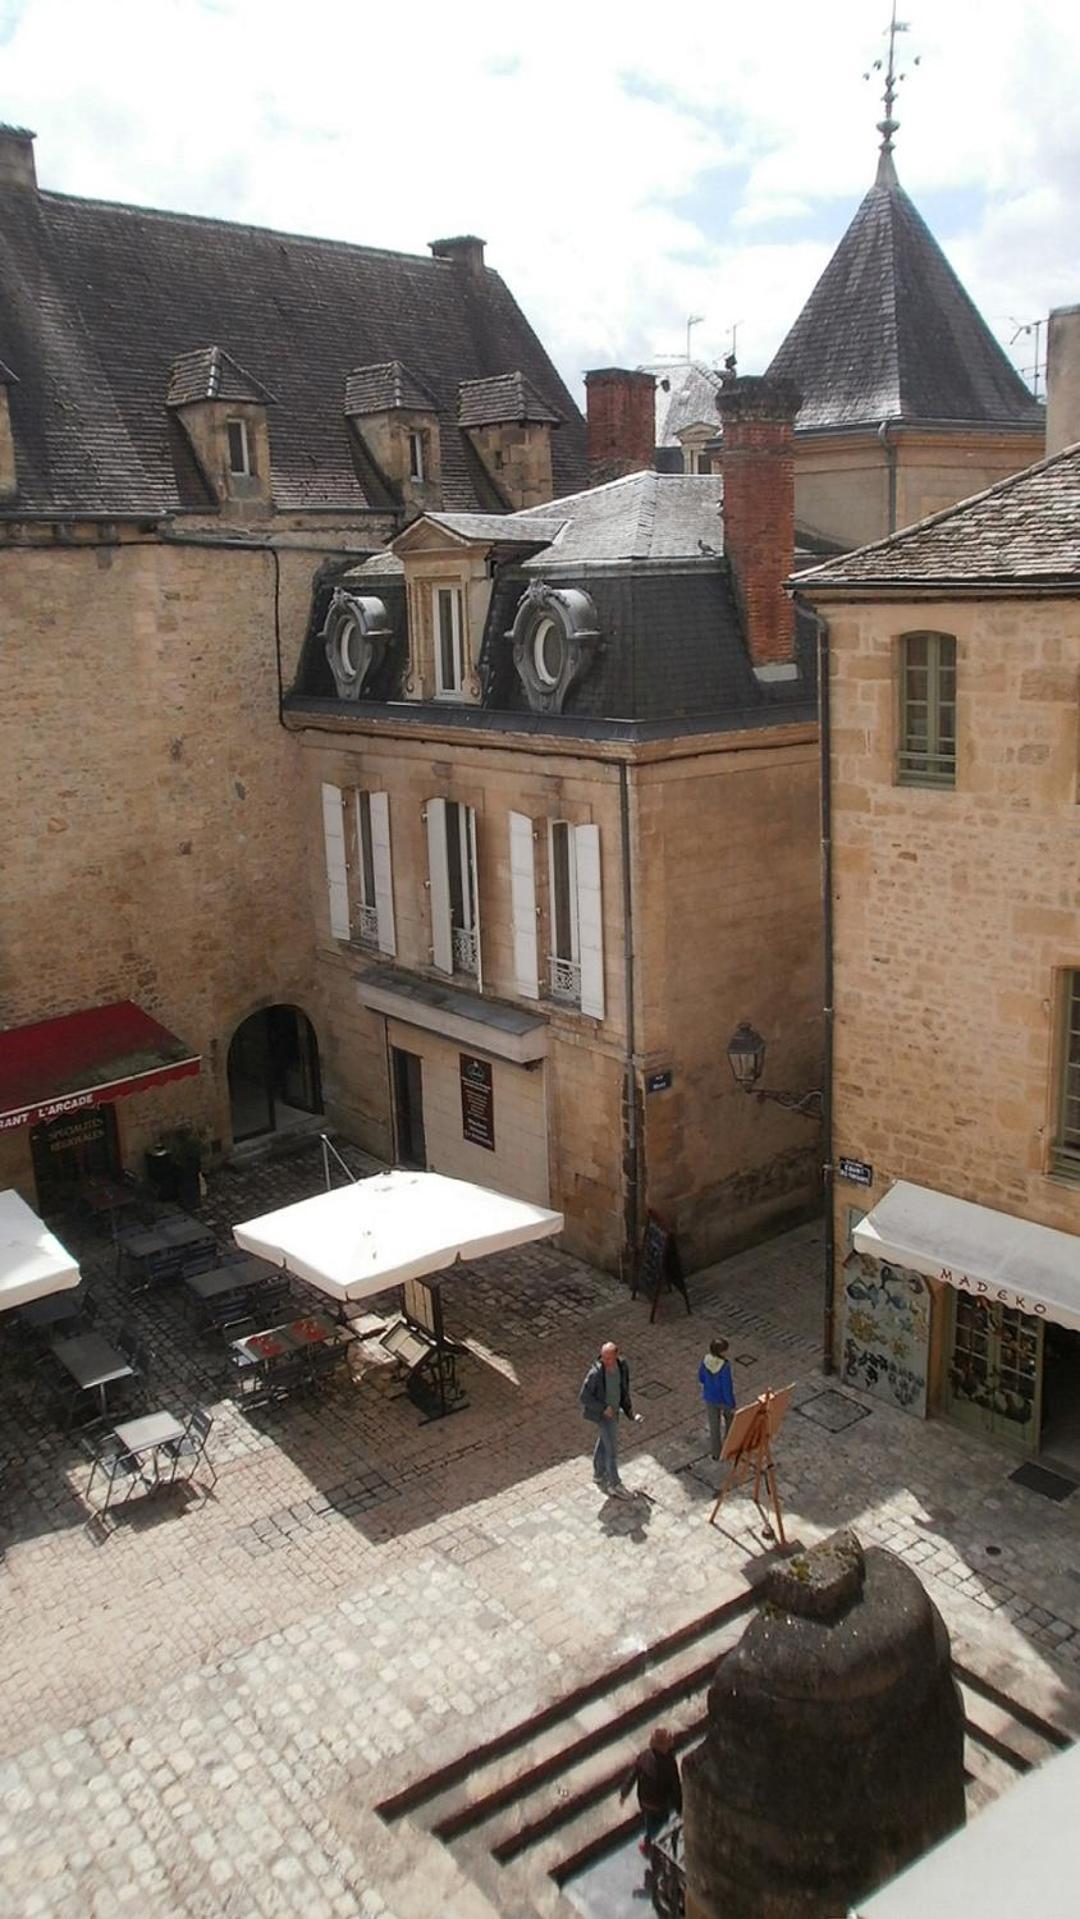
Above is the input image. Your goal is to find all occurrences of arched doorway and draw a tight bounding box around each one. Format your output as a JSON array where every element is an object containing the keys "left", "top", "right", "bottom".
[{"left": 227, "top": 1006, "right": 323, "bottom": 1143}]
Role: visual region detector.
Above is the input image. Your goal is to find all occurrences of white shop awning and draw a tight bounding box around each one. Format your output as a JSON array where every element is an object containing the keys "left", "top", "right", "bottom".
[
  {"left": 0, "top": 1188, "right": 80, "bottom": 1313},
  {"left": 232, "top": 1169, "right": 563, "bottom": 1305},
  {"left": 853, "top": 1180, "right": 1080, "bottom": 1332}
]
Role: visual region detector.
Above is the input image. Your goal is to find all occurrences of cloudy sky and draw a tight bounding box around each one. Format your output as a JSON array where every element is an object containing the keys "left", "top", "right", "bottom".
[{"left": 2, "top": 0, "right": 1078, "bottom": 402}]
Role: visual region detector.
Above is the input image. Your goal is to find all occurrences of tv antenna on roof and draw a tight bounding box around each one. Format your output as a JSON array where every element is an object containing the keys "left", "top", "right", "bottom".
[
  {"left": 1009, "top": 318, "right": 1045, "bottom": 401},
  {"left": 686, "top": 314, "right": 705, "bottom": 362}
]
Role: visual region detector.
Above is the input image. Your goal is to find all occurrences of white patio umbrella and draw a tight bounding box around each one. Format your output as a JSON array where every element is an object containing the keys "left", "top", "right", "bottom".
[
  {"left": 232, "top": 1169, "right": 563, "bottom": 1305},
  {"left": 0, "top": 1188, "right": 81, "bottom": 1313}
]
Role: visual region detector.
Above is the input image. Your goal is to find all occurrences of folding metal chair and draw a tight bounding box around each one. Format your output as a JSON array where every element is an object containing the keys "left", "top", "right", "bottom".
[
  {"left": 162, "top": 1408, "right": 217, "bottom": 1491},
  {"left": 85, "top": 1436, "right": 142, "bottom": 1515}
]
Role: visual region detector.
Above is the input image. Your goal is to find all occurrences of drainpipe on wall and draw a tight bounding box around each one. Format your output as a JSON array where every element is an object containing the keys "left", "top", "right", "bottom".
[
  {"left": 619, "top": 762, "right": 641, "bottom": 1280},
  {"left": 799, "top": 596, "right": 836, "bottom": 1375},
  {"left": 877, "top": 419, "right": 898, "bottom": 535}
]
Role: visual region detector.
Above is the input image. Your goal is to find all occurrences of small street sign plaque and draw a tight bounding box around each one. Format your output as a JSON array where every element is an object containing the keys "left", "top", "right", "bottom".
[{"left": 838, "top": 1156, "right": 873, "bottom": 1188}]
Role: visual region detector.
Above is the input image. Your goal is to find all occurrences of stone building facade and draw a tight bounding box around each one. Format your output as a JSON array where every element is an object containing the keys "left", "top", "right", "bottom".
[
  {"left": 799, "top": 419, "right": 1080, "bottom": 1462},
  {"left": 0, "top": 127, "right": 585, "bottom": 1211},
  {"left": 291, "top": 378, "right": 824, "bottom": 1274}
]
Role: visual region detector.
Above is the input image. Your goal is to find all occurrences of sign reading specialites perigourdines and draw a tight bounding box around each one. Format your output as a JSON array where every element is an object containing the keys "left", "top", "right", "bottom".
[{"left": 460, "top": 1053, "right": 495, "bottom": 1151}]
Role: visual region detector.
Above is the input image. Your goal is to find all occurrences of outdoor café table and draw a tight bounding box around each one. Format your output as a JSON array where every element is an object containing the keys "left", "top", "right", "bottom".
[
  {"left": 158, "top": 1217, "right": 215, "bottom": 1250},
  {"left": 229, "top": 1313, "right": 349, "bottom": 1401},
  {"left": 184, "top": 1257, "right": 272, "bottom": 1303},
  {"left": 119, "top": 1217, "right": 215, "bottom": 1286},
  {"left": 112, "top": 1411, "right": 186, "bottom": 1487},
  {"left": 51, "top": 1331, "right": 135, "bottom": 1423}
]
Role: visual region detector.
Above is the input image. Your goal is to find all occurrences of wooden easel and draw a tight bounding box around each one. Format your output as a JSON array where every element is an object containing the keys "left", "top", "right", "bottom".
[{"left": 708, "top": 1386, "right": 793, "bottom": 1546}]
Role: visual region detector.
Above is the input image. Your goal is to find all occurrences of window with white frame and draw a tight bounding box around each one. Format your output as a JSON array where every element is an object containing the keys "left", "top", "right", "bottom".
[
  {"left": 426, "top": 797, "right": 481, "bottom": 981},
  {"left": 433, "top": 585, "right": 465, "bottom": 698},
  {"left": 507, "top": 812, "right": 604, "bottom": 1018},
  {"left": 1053, "top": 969, "right": 1080, "bottom": 1179},
  {"left": 226, "top": 418, "right": 251, "bottom": 477},
  {"left": 408, "top": 430, "right": 426, "bottom": 482},
  {"left": 320, "top": 782, "right": 396, "bottom": 955},
  {"left": 548, "top": 822, "right": 580, "bottom": 1003}
]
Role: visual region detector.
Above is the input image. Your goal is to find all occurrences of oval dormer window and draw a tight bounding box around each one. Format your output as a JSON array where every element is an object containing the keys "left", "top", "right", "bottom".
[
  {"left": 532, "top": 617, "right": 565, "bottom": 689},
  {"left": 510, "top": 582, "right": 600, "bottom": 715},
  {"left": 321, "top": 589, "right": 393, "bottom": 700}
]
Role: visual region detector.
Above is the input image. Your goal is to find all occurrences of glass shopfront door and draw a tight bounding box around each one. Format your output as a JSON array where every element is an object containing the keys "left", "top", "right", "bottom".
[{"left": 945, "top": 1292, "right": 1043, "bottom": 1453}]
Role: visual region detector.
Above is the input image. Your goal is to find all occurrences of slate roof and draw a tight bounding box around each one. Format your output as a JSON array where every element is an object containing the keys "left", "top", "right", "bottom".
[
  {"left": 165, "top": 346, "right": 276, "bottom": 408},
  {"left": 344, "top": 360, "right": 439, "bottom": 416},
  {"left": 646, "top": 361, "right": 722, "bottom": 445},
  {"left": 457, "top": 372, "right": 561, "bottom": 427},
  {"left": 767, "top": 158, "right": 1044, "bottom": 435},
  {"left": 406, "top": 511, "right": 567, "bottom": 547},
  {"left": 0, "top": 182, "right": 586, "bottom": 514},
  {"left": 300, "top": 470, "right": 818, "bottom": 728},
  {"left": 511, "top": 471, "right": 726, "bottom": 567},
  {"left": 795, "top": 442, "right": 1080, "bottom": 593}
]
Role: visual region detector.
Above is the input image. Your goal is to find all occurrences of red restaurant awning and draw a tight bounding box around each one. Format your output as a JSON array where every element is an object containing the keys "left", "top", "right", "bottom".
[{"left": 0, "top": 1001, "right": 200, "bottom": 1131}]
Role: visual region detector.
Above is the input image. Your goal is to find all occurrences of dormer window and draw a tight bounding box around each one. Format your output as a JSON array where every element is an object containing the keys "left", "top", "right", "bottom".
[
  {"left": 510, "top": 581, "right": 600, "bottom": 714},
  {"left": 434, "top": 586, "right": 465, "bottom": 698},
  {"left": 320, "top": 588, "right": 393, "bottom": 700},
  {"left": 227, "top": 418, "right": 251, "bottom": 477},
  {"left": 408, "top": 430, "right": 426, "bottom": 482},
  {"left": 532, "top": 617, "right": 565, "bottom": 690}
]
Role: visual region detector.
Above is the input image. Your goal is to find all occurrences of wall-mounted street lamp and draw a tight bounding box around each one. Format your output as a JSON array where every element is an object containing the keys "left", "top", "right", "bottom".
[{"left": 726, "top": 1022, "right": 823, "bottom": 1118}]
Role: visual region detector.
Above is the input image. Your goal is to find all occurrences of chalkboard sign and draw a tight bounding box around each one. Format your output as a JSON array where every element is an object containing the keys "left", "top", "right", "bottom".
[
  {"left": 634, "top": 1211, "right": 692, "bottom": 1322},
  {"left": 460, "top": 1053, "right": 495, "bottom": 1151}
]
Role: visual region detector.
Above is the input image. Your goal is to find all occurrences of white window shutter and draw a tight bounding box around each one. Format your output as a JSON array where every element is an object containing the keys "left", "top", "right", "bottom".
[
  {"left": 425, "top": 797, "right": 453, "bottom": 974},
  {"left": 575, "top": 823, "right": 604, "bottom": 1019},
  {"left": 468, "top": 805, "right": 483, "bottom": 992},
  {"left": 508, "top": 812, "right": 539, "bottom": 1000},
  {"left": 321, "top": 782, "right": 350, "bottom": 940},
  {"left": 369, "top": 791, "right": 396, "bottom": 957}
]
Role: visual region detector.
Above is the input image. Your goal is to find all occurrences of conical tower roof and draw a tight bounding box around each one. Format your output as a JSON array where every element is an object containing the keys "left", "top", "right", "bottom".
[{"left": 767, "top": 157, "right": 1043, "bottom": 433}]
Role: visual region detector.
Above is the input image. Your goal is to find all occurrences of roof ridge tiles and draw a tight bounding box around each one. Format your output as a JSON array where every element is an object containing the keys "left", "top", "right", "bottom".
[{"left": 33, "top": 186, "right": 497, "bottom": 272}]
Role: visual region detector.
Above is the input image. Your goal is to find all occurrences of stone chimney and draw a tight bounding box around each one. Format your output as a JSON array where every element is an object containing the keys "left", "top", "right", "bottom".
[
  {"left": 584, "top": 368, "right": 655, "bottom": 482},
  {"left": 429, "top": 234, "right": 486, "bottom": 282},
  {"left": 0, "top": 125, "right": 36, "bottom": 190},
  {"left": 1046, "top": 305, "right": 1080, "bottom": 457},
  {"left": 717, "top": 373, "right": 801, "bottom": 680}
]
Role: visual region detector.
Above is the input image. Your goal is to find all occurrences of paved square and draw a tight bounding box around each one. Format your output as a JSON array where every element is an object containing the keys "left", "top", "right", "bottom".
[{"left": 3, "top": 1140, "right": 1080, "bottom": 1917}]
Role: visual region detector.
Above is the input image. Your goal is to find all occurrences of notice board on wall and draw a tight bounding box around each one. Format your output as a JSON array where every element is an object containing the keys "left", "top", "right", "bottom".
[{"left": 459, "top": 1053, "right": 495, "bottom": 1151}]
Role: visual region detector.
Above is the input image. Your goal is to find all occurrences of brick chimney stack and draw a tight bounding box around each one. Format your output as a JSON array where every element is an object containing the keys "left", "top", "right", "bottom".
[
  {"left": 717, "top": 374, "right": 802, "bottom": 677},
  {"left": 585, "top": 368, "right": 655, "bottom": 482}
]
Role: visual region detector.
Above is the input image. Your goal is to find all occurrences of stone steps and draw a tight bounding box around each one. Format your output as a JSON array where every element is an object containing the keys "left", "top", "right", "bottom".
[{"left": 377, "top": 1586, "right": 1080, "bottom": 1913}]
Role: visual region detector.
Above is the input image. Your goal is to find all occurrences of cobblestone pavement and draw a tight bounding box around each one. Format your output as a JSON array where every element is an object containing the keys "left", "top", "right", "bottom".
[{"left": 4, "top": 1142, "right": 1080, "bottom": 1916}]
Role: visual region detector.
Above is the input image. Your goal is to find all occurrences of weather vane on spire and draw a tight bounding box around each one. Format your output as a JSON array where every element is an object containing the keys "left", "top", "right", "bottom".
[{"left": 864, "top": 3, "right": 920, "bottom": 183}]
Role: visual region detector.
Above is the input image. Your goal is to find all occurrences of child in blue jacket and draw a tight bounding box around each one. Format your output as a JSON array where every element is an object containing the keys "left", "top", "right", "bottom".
[{"left": 699, "top": 1338, "right": 736, "bottom": 1459}]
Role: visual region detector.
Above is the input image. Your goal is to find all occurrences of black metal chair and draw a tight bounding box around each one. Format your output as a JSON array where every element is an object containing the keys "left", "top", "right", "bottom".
[
  {"left": 163, "top": 1408, "right": 217, "bottom": 1491},
  {"left": 85, "top": 1435, "right": 142, "bottom": 1515}
]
